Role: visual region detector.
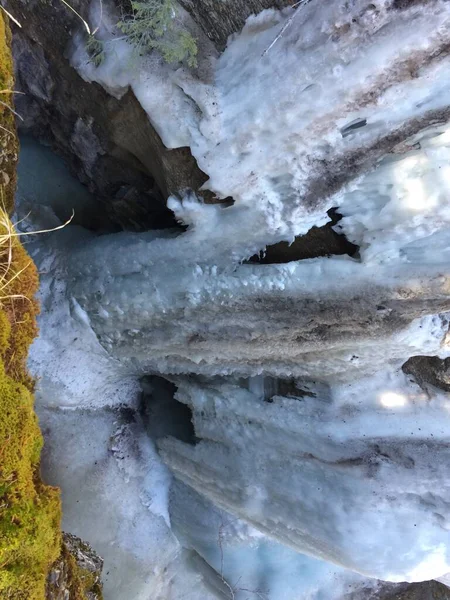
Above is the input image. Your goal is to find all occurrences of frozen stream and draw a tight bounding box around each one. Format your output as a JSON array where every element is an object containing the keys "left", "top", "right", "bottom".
[
  {"left": 12, "top": 1, "right": 450, "bottom": 597},
  {"left": 16, "top": 129, "right": 450, "bottom": 600}
]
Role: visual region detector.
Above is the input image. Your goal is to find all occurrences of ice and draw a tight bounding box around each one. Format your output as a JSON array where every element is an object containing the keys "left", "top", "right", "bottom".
[
  {"left": 73, "top": 0, "right": 450, "bottom": 243},
  {"left": 20, "top": 124, "right": 450, "bottom": 585},
  {"left": 38, "top": 407, "right": 217, "bottom": 600},
  {"left": 160, "top": 368, "right": 450, "bottom": 581}
]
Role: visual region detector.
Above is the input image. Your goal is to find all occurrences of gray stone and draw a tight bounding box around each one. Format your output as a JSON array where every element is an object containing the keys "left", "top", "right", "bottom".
[
  {"left": 403, "top": 356, "right": 450, "bottom": 393},
  {"left": 179, "top": 0, "right": 295, "bottom": 50},
  {"left": 46, "top": 533, "right": 103, "bottom": 600},
  {"left": 5, "top": 0, "right": 212, "bottom": 230}
]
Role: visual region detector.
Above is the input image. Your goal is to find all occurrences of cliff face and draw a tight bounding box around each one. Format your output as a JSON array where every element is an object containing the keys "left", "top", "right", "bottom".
[{"left": 5, "top": 0, "right": 213, "bottom": 232}]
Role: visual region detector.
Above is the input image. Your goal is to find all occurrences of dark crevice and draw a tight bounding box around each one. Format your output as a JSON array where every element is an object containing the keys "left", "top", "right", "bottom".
[
  {"left": 139, "top": 376, "right": 198, "bottom": 445},
  {"left": 391, "top": 0, "right": 431, "bottom": 10},
  {"left": 341, "top": 117, "right": 367, "bottom": 138},
  {"left": 246, "top": 208, "right": 359, "bottom": 264},
  {"left": 18, "top": 134, "right": 185, "bottom": 234}
]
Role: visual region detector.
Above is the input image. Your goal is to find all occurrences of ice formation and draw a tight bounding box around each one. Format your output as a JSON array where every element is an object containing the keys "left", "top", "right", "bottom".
[
  {"left": 73, "top": 0, "right": 450, "bottom": 243},
  {"left": 15, "top": 0, "right": 450, "bottom": 597}
]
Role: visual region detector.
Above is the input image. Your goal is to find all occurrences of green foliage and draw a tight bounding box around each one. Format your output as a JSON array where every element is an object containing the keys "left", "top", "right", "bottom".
[
  {"left": 117, "top": 0, "right": 198, "bottom": 67},
  {"left": 86, "top": 35, "right": 105, "bottom": 67},
  {"left": 0, "top": 214, "right": 62, "bottom": 600},
  {"left": 0, "top": 14, "right": 62, "bottom": 598}
]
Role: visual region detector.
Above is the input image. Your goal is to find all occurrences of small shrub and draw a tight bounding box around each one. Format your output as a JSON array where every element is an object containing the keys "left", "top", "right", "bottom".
[
  {"left": 117, "top": 0, "right": 198, "bottom": 67},
  {"left": 86, "top": 34, "right": 105, "bottom": 67}
]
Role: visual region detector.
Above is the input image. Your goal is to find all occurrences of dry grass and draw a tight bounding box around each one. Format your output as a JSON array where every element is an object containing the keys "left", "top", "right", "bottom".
[
  {"left": 0, "top": 203, "right": 32, "bottom": 307},
  {"left": 0, "top": 196, "right": 73, "bottom": 308}
]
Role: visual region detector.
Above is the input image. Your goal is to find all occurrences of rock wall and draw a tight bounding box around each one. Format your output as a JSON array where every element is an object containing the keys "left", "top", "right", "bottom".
[
  {"left": 0, "top": 15, "right": 103, "bottom": 599},
  {"left": 179, "top": 0, "right": 294, "bottom": 49},
  {"left": 46, "top": 533, "right": 103, "bottom": 600},
  {"left": 6, "top": 0, "right": 212, "bottom": 230}
]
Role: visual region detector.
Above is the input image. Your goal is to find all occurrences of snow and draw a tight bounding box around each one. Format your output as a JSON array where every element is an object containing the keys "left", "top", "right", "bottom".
[
  {"left": 71, "top": 0, "right": 217, "bottom": 149},
  {"left": 337, "top": 124, "right": 450, "bottom": 264}
]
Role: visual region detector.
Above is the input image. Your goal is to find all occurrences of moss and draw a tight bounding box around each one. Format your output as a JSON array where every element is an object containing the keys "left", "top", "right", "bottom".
[
  {"left": 0, "top": 216, "right": 62, "bottom": 599},
  {"left": 0, "top": 13, "right": 62, "bottom": 599},
  {"left": 0, "top": 247, "right": 61, "bottom": 590},
  {"left": 55, "top": 543, "right": 104, "bottom": 600},
  {"left": 1, "top": 229, "right": 39, "bottom": 390}
]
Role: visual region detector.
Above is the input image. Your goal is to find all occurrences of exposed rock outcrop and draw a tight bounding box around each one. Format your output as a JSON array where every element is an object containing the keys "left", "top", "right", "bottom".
[
  {"left": 5, "top": 0, "right": 212, "bottom": 230},
  {"left": 403, "top": 355, "right": 450, "bottom": 393},
  {"left": 46, "top": 533, "right": 104, "bottom": 600},
  {"left": 179, "top": 0, "right": 294, "bottom": 50}
]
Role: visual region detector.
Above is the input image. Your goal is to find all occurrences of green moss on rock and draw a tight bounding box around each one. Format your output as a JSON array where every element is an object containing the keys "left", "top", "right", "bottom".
[
  {"left": 0, "top": 13, "right": 62, "bottom": 599},
  {"left": 0, "top": 213, "right": 62, "bottom": 600},
  {"left": 46, "top": 533, "right": 104, "bottom": 600}
]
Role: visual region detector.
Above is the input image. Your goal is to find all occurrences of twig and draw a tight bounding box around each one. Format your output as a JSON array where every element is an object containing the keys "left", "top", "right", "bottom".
[
  {"left": 0, "top": 100, "right": 23, "bottom": 121},
  {"left": 217, "top": 522, "right": 270, "bottom": 600},
  {"left": 0, "top": 6, "right": 21, "bottom": 28},
  {"left": 58, "top": 0, "right": 91, "bottom": 34},
  {"left": 0, "top": 90, "right": 26, "bottom": 95},
  {"left": 218, "top": 521, "right": 235, "bottom": 599},
  {"left": 0, "top": 124, "right": 14, "bottom": 137},
  {"left": 92, "top": 0, "right": 103, "bottom": 35},
  {"left": 261, "top": 0, "right": 312, "bottom": 57},
  {"left": 1, "top": 209, "right": 75, "bottom": 241}
]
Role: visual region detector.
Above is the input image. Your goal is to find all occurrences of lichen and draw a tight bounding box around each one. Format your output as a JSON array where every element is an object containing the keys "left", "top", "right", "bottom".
[{"left": 0, "top": 12, "right": 62, "bottom": 599}]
